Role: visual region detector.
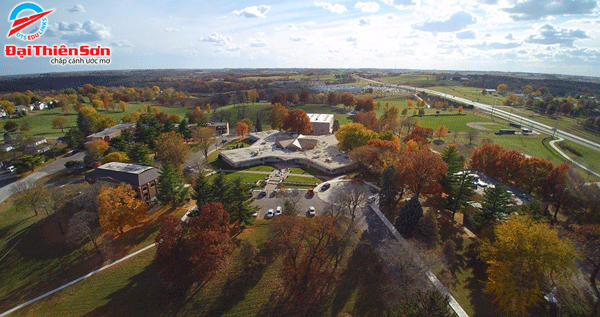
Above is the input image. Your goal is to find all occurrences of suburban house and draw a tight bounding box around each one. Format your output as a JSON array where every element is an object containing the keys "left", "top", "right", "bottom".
[
  {"left": 207, "top": 122, "right": 230, "bottom": 135},
  {"left": 85, "top": 122, "right": 136, "bottom": 148},
  {"left": 85, "top": 162, "right": 160, "bottom": 204},
  {"left": 33, "top": 101, "right": 48, "bottom": 110},
  {"left": 1, "top": 144, "right": 13, "bottom": 152},
  {"left": 307, "top": 113, "right": 334, "bottom": 135},
  {"left": 0, "top": 109, "right": 6, "bottom": 118}
]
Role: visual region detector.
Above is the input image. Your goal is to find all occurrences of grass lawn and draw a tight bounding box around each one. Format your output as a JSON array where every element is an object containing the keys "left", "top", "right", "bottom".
[
  {"left": 10, "top": 217, "right": 391, "bottom": 317},
  {"left": 284, "top": 175, "right": 321, "bottom": 184},
  {"left": 208, "top": 171, "right": 267, "bottom": 185},
  {"left": 245, "top": 165, "right": 275, "bottom": 172},
  {"left": 556, "top": 139, "right": 600, "bottom": 177},
  {"left": 428, "top": 86, "right": 505, "bottom": 106},
  {"left": 0, "top": 102, "right": 191, "bottom": 138},
  {"left": 373, "top": 73, "right": 456, "bottom": 87},
  {"left": 288, "top": 165, "right": 326, "bottom": 176},
  {"left": 416, "top": 113, "right": 494, "bottom": 132}
]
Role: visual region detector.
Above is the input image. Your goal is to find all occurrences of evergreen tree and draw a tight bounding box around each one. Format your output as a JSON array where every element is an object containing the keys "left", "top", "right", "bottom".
[
  {"left": 210, "top": 172, "right": 230, "bottom": 203},
  {"left": 447, "top": 171, "right": 476, "bottom": 219},
  {"left": 394, "top": 195, "right": 423, "bottom": 237},
  {"left": 470, "top": 184, "right": 514, "bottom": 230},
  {"left": 226, "top": 177, "right": 257, "bottom": 228},
  {"left": 379, "top": 164, "right": 398, "bottom": 217},
  {"left": 332, "top": 119, "right": 340, "bottom": 132},
  {"left": 415, "top": 210, "right": 440, "bottom": 248},
  {"left": 127, "top": 143, "right": 153, "bottom": 165},
  {"left": 254, "top": 116, "right": 262, "bottom": 132},
  {"left": 194, "top": 171, "right": 214, "bottom": 208},
  {"left": 65, "top": 127, "right": 86, "bottom": 149},
  {"left": 120, "top": 129, "right": 134, "bottom": 143},
  {"left": 441, "top": 145, "right": 464, "bottom": 175},
  {"left": 109, "top": 135, "right": 130, "bottom": 152},
  {"left": 157, "top": 163, "right": 188, "bottom": 207},
  {"left": 162, "top": 119, "right": 175, "bottom": 133},
  {"left": 178, "top": 118, "right": 192, "bottom": 140}
]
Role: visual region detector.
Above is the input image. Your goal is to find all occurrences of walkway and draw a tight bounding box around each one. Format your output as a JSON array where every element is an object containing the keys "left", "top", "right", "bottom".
[{"left": 549, "top": 137, "right": 600, "bottom": 179}]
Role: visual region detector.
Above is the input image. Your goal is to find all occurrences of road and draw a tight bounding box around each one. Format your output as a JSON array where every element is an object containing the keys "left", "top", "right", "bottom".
[
  {"left": 358, "top": 76, "right": 600, "bottom": 153},
  {"left": 0, "top": 151, "right": 85, "bottom": 203}
]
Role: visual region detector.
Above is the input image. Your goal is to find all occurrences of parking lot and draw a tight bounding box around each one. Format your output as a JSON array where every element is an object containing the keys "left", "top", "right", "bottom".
[{"left": 252, "top": 188, "right": 329, "bottom": 218}]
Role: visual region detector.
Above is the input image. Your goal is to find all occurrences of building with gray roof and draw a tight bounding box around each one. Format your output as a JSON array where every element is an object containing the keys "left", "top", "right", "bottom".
[{"left": 85, "top": 162, "right": 160, "bottom": 203}]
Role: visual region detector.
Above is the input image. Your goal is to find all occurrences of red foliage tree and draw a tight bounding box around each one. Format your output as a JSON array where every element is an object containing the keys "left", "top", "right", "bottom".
[
  {"left": 497, "top": 149, "right": 526, "bottom": 185},
  {"left": 283, "top": 108, "right": 312, "bottom": 134},
  {"left": 396, "top": 148, "right": 448, "bottom": 198},
  {"left": 355, "top": 97, "right": 375, "bottom": 112},
  {"left": 154, "top": 202, "right": 234, "bottom": 288},
  {"left": 341, "top": 93, "right": 356, "bottom": 108},
  {"left": 541, "top": 163, "right": 583, "bottom": 221},
  {"left": 517, "top": 157, "right": 554, "bottom": 194},
  {"left": 470, "top": 143, "right": 506, "bottom": 179},
  {"left": 355, "top": 110, "right": 377, "bottom": 131},
  {"left": 236, "top": 121, "right": 249, "bottom": 137}
]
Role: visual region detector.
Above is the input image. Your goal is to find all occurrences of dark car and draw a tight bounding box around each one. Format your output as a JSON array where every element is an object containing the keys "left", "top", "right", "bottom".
[
  {"left": 370, "top": 187, "right": 379, "bottom": 194},
  {"left": 321, "top": 183, "right": 330, "bottom": 191},
  {"left": 186, "top": 209, "right": 200, "bottom": 217}
]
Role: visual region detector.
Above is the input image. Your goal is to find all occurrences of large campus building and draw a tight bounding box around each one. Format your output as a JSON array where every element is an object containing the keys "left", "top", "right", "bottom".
[
  {"left": 85, "top": 162, "right": 160, "bottom": 204},
  {"left": 219, "top": 130, "right": 356, "bottom": 175}
]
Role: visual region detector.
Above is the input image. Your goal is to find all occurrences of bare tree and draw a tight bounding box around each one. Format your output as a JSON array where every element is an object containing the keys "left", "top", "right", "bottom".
[
  {"left": 11, "top": 180, "right": 48, "bottom": 217},
  {"left": 465, "top": 129, "right": 479, "bottom": 145},
  {"left": 67, "top": 211, "right": 103, "bottom": 260},
  {"left": 327, "top": 182, "right": 369, "bottom": 222}
]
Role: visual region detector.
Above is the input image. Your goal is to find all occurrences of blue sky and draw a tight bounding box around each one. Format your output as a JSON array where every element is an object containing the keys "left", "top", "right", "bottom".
[{"left": 1, "top": 0, "right": 599, "bottom": 76}]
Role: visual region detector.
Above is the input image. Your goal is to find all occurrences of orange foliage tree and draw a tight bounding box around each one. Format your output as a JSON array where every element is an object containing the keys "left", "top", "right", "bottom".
[
  {"left": 283, "top": 108, "right": 312, "bottom": 134},
  {"left": 541, "top": 163, "right": 583, "bottom": 221},
  {"left": 470, "top": 143, "right": 505, "bottom": 179},
  {"left": 269, "top": 102, "right": 288, "bottom": 130},
  {"left": 236, "top": 121, "right": 249, "bottom": 137},
  {"left": 396, "top": 148, "right": 448, "bottom": 198},
  {"left": 97, "top": 183, "right": 148, "bottom": 234},
  {"left": 154, "top": 202, "right": 234, "bottom": 288},
  {"left": 155, "top": 131, "right": 189, "bottom": 168},
  {"left": 517, "top": 157, "right": 554, "bottom": 194},
  {"left": 350, "top": 137, "right": 401, "bottom": 176},
  {"left": 434, "top": 125, "right": 448, "bottom": 140}
]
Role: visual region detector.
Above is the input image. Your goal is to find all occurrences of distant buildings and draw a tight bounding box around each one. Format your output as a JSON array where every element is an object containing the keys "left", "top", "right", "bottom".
[
  {"left": 85, "top": 162, "right": 160, "bottom": 204},
  {"left": 207, "top": 122, "right": 230, "bottom": 135},
  {"left": 85, "top": 122, "right": 135, "bottom": 147}
]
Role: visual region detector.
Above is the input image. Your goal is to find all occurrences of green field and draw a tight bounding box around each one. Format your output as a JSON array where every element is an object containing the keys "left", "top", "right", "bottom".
[
  {"left": 373, "top": 73, "right": 456, "bottom": 86},
  {"left": 0, "top": 103, "right": 191, "bottom": 138},
  {"left": 416, "top": 113, "right": 494, "bottom": 132},
  {"left": 428, "top": 86, "right": 505, "bottom": 106},
  {"left": 284, "top": 175, "right": 321, "bottom": 184}
]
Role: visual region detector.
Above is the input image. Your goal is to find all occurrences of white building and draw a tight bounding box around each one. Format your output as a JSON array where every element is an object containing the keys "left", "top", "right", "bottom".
[{"left": 307, "top": 113, "right": 334, "bottom": 135}]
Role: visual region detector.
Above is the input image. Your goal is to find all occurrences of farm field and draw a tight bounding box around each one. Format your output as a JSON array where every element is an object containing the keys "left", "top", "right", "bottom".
[{"left": 0, "top": 102, "right": 191, "bottom": 138}]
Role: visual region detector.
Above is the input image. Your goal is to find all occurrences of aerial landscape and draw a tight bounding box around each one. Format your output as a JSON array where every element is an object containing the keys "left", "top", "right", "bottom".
[{"left": 0, "top": 1, "right": 599, "bottom": 317}]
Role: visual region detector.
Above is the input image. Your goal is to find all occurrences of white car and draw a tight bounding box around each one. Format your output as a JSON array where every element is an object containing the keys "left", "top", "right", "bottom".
[
  {"left": 275, "top": 206, "right": 282, "bottom": 216},
  {"left": 266, "top": 209, "right": 274, "bottom": 218},
  {"left": 367, "top": 195, "right": 377, "bottom": 203},
  {"left": 308, "top": 206, "right": 315, "bottom": 217}
]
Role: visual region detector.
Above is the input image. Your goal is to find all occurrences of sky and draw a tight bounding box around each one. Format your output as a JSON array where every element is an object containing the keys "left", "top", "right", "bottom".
[{"left": 0, "top": 0, "right": 599, "bottom": 77}]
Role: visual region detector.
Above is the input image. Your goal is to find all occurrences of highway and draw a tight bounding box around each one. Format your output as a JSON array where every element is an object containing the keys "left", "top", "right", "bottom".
[{"left": 358, "top": 77, "right": 600, "bottom": 153}]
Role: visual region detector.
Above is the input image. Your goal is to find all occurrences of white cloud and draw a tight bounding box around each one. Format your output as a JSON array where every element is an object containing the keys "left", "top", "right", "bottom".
[
  {"left": 503, "top": 0, "right": 597, "bottom": 20},
  {"left": 47, "top": 20, "right": 111, "bottom": 43},
  {"left": 359, "top": 17, "right": 371, "bottom": 26},
  {"left": 380, "top": 0, "right": 416, "bottom": 8},
  {"left": 227, "top": 46, "right": 240, "bottom": 51},
  {"left": 525, "top": 23, "right": 589, "bottom": 47},
  {"left": 68, "top": 4, "right": 86, "bottom": 13},
  {"left": 355, "top": 2, "right": 380, "bottom": 12},
  {"left": 302, "top": 21, "right": 317, "bottom": 28},
  {"left": 314, "top": 2, "right": 348, "bottom": 14},
  {"left": 200, "top": 32, "right": 231, "bottom": 46},
  {"left": 249, "top": 38, "right": 268, "bottom": 47},
  {"left": 347, "top": 36, "right": 357, "bottom": 42},
  {"left": 233, "top": 5, "right": 270, "bottom": 18},
  {"left": 456, "top": 30, "right": 476, "bottom": 39},
  {"left": 290, "top": 36, "right": 307, "bottom": 42},
  {"left": 473, "top": 42, "right": 521, "bottom": 50},
  {"left": 165, "top": 28, "right": 179, "bottom": 33},
  {"left": 412, "top": 12, "right": 476, "bottom": 33},
  {"left": 110, "top": 40, "right": 133, "bottom": 47}
]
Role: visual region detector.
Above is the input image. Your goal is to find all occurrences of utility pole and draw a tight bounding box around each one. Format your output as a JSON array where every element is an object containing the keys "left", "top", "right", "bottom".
[{"left": 491, "top": 100, "right": 496, "bottom": 122}]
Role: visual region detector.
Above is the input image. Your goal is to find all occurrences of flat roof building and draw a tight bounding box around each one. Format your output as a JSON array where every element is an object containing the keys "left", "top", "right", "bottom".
[
  {"left": 307, "top": 113, "right": 334, "bottom": 135},
  {"left": 219, "top": 130, "right": 356, "bottom": 175},
  {"left": 85, "top": 162, "right": 160, "bottom": 204},
  {"left": 85, "top": 123, "right": 135, "bottom": 147}
]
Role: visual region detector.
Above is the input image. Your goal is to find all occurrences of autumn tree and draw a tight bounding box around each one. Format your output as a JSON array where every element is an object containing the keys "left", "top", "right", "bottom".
[
  {"left": 355, "top": 110, "right": 377, "bottom": 131},
  {"left": 341, "top": 92, "right": 356, "bottom": 108},
  {"left": 270, "top": 216, "right": 347, "bottom": 302},
  {"left": 570, "top": 224, "right": 600, "bottom": 315},
  {"left": 97, "top": 183, "right": 148, "bottom": 234},
  {"left": 541, "top": 163, "right": 582, "bottom": 221},
  {"left": 192, "top": 126, "right": 216, "bottom": 159},
  {"left": 350, "top": 138, "right": 401, "bottom": 176},
  {"left": 480, "top": 215, "right": 577, "bottom": 317},
  {"left": 398, "top": 148, "right": 447, "bottom": 198},
  {"left": 236, "top": 121, "right": 248, "bottom": 137},
  {"left": 0, "top": 100, "right": 15, "bottom": 115},
  {"left": 12, "top": 180, "right": 48, "bottom": 217},
  {"left": 247, "top": 89, "right": 258, "bottom": 104},
  {"left": 101, "top": 151, "right": 130, "bottom": 164},
  {"left": 335, "top": 123, "right": 377, "bottom": 152},
  {"left": 283, "top": 108, "right": 312, "bottom": 134},
  {"left": 154, "top": 203, "right": 234, "bottom": 289},
  {"left": 434, "top": 125, "right": 448, "bottom": 140},
  {"left": 496, "top": 83, "right": 508, "bottom": 94},
  {"left": 155, "top": 131, "right": 189, "bottom": 168},
  {"left": 118, "top": 100, "right": 127, "bottom": 112},
  {"left": 378, "top": 106, "right": 401, "bottom": 133},
  {"left": 52, "top": 117, "right": 68, "bottom": 132},
  {"left": 496, "top": 149, "right": 525, "bottom": 185},
  {"left": 157, "top": 162, "right": 188, "bottom": 207},
  {"left": 470, "top": 143, "right": 505, "bottom": 178},
  {"left": 269, "top": 103, "right": 288, "bottom": 130}
]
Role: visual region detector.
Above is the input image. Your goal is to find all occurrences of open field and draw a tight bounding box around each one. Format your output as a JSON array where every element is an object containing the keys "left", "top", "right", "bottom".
[
  {"left": 284, "top": 175, "right": 321, "bottom": 184},
  {"left": 0, "top": 103, "right": 191, "bottom": 138},
  {"left": 372, "top": 73, "right": 456, "bottom": 86},
  {"left": 427, "top": 86, "right": 505, "bottom": 106},
  {"left": 416, "top": 113, "right": 495, "bottom": 132}
]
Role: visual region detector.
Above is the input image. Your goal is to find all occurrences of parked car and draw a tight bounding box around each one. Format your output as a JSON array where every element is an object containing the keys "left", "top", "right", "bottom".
[
  {"left": 367, "top": 195, "right": 377, "bottom": 203},
  {"left": 252, "top": 212, "right": 258, "bottom": 218},
  {"left": 186, "top": 208, "right": 200, "bottom": 217},
  {"left": 7, "top": 166, "right": 16, "bottom": 173},
  {"left": 266, "top": 209, "right": 274, "bottom": 218},
  {"left": 321, "top": 183, "right": 330, "bottom": 191},
  {"left": 308, "top": 206, "right": 315, "bottom": 217},
  {"left": 370, "top": 187, "right": 379, "bottom": 194},
  {"left": 275, "top": 206, "right": 282, "bottom": 216}
]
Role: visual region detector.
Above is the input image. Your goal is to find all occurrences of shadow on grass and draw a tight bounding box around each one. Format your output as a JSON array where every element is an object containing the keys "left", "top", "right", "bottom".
[
  {"left": 83, "top": 262, "right": 189, "bottom": 317},
  {"left": 331, "top": 236, "right": 387, "bottom": 317},
  {"left": 463, "top": 243, "right": 502, "bottom": 317},
  {"left": 203, "top": 246, "right": 276, "bottom": 316}
]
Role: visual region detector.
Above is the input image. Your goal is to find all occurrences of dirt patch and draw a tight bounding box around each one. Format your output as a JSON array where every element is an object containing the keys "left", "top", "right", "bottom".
[{"left": 466, "top": 122, "right": 497, "bottom": 131}]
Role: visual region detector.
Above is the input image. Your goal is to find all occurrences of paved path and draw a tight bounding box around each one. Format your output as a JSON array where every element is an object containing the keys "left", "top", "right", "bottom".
[{"left": 549, "top": 137, "right": 600, "bottom": 179}]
